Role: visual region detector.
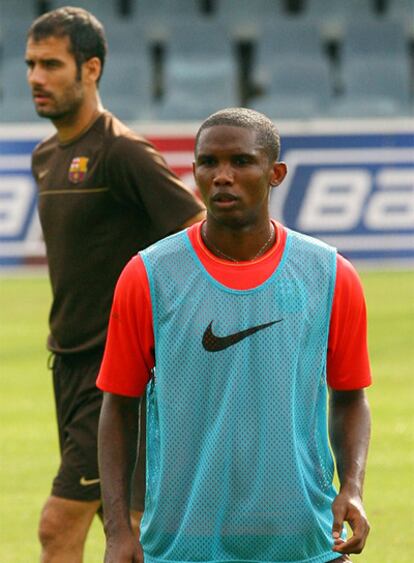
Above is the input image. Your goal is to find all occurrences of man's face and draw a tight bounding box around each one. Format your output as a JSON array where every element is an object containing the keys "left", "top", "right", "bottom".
[
  {"left": 25, "top": 35, "right": 85, "bottom": 120},
  {"left": 194, "top": 125, "right": 283, "bottom": 229}
]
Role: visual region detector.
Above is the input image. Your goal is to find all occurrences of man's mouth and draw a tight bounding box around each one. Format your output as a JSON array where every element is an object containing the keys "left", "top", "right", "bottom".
[
  {"left": 33, "top": 92, "right": 52, "bottom": 103},
  {"left": 210, "top": 193, "right": 239, "bottom": 209},
  {"left": 211, "top": 193, "right": 238, "bottom": 203}
]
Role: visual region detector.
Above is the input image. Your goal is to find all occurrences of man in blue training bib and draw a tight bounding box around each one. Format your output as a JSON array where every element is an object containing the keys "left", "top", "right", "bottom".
[{"left": 97, "top": 107, "right": 371, "bottom": 563}]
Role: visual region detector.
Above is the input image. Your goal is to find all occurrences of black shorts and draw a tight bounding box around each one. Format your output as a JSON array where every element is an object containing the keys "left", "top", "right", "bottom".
[{"left": 51, "top": 349, "right": 146, "bottom": 508}]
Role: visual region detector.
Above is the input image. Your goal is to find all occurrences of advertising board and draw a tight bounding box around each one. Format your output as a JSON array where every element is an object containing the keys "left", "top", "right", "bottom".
[{"left": 1, "top": 120, "right": 413, "bottom": 267}]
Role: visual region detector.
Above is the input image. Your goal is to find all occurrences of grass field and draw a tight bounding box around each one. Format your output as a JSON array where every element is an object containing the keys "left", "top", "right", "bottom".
[{"left": 1, "top": 270, "right": 413, "bottom": 562}]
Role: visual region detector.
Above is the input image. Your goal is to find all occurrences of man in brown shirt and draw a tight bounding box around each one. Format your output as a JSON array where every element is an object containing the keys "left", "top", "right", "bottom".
[{"left": 25, "top": 7, "right": 204, "bottom": 562}]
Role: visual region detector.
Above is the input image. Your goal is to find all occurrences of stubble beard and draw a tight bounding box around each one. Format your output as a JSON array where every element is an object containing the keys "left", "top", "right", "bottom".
[{"left": 35, "top": 81, "right": 84, "bottom": 122}]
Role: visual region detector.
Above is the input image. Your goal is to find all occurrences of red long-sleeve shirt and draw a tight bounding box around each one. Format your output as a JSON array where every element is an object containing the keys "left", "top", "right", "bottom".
[{"left": 97, "top": 221, "right": 371, "bottom": 396}]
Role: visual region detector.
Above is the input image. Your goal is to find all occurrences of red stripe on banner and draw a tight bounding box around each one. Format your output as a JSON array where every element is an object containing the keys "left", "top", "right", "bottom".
[{"left": 149, "top": 137, "right": 195, "bottom": 152}]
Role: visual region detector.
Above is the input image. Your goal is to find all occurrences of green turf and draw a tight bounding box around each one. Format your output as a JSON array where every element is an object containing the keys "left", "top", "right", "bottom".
[{"left": 0, "top": 270, "right": 413, "bottom": 562}]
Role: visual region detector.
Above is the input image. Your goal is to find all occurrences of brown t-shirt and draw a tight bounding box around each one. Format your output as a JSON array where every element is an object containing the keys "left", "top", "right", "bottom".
[{"left": 32, "top": 111, "right": 203, "bottom": 354}]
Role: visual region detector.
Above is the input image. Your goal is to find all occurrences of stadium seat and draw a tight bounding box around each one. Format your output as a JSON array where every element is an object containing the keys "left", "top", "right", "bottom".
[
  {"left": 0, "top": 56, "right": 40, "bottom": 122},
  {"left": 2, "top": 56, "right": 31, "bottom": 101},
  {"left": 253, "top": 20, "right": 325, "bottom": 86},
  {"left": 155, "top": 57, "right": 238, "bottom": 121},
  {"left": 165, "top": 19, "right": 234, "bottom": 59},
  {"left": 216, "top": 0, "right": 283, "bottom": 39},
  {"left": 0, "top": 0, "right": 39, "bottom": 23},
  {"left": 388, "top": 0, "right": 414, "bottom": 42},
  {"left": 102, "top": 94, "right": 153, "bottom": 122},
  {"left": 303, "top": 0, "right": 392, "bottom": 41},
  {"left": 52, "top": 0, "right": 120, "bottom": 20},
  {"left": 0, "top": 15, "right": 35, "bottom": 60},
  {"left": 388, "top": 0, "right": 414, "bottom": 21},
  {"left": 102, "top": 19, "right": 149, "bottom": 54},
  {"left": 0, "top": 96, "right": 42, "bottom": 122},
  {"left": 131, "top": 0, "right": 207, "bottom": 41},
  {"left": 304, "top": 0, "right": 379, "bottom": 20},
  {"left": 249, "top": 57, "right": 332, "bottom": 119},
  {"left": 134, "top": 0, "right": 203, "bottom": 19},
  {"left": 249, "top": 94, "right": 320, "bottom": 119},
  {"left": 155, "top": 17, "right": 236, "bottom": 104},
  {"left": 99, "top": 53, "right": 154, "bottom": 120},
  {"left": 341, "top": 18, "right": 408, "bottom": 62},
  {"left": 331, "top": 58, "right": 412, "bottom": 117}
]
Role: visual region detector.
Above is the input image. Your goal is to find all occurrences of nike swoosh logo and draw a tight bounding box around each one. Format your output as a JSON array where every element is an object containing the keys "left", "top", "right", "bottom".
[
  {"left": 80, "top": 476, "right": 100, "bottom": 486},
  {"left": 38, "top": 169, "right": 49, "bottom": 180},
  {"left": 202, "top": 319, "right": 283, "bottom": 352}
]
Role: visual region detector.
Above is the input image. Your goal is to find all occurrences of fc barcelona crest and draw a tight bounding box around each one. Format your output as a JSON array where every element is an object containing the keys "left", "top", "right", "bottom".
[{"left": 68, "top": 157, "right": 89, "bottom": 184}]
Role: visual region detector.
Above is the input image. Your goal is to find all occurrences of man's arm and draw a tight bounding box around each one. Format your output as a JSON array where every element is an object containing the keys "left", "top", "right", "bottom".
[
  {"left": 98, "top": 392, "right": 143, "bottom": 563},
  {"left": 179, "top": 209, "right": 206, "bottom": 230},
  {"left": 329, "top": 388, "right": 371, "bottom": 555},
  {"left": 106, "top": 134, "right": 205, "bottom": 242}
]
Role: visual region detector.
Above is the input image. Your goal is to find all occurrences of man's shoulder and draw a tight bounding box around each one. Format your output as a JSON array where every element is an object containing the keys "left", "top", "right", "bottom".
[
  {"left": 99, "top": 111, "right": 149, "bottom": 149},
  {"left": 141, "top": 230, "right": 188, "bottom": 261},
  {"left": 284, "top": 228, "right": 337, "bottom": 279},
  {"left": 287, "top": 228, "right": 337, "bottom": 255},
  {"left": 32, "top": 132, "right": 59, "bottom": 163},
  {"left": 103, "top": 116, "right": 161, "bottom": 172}
]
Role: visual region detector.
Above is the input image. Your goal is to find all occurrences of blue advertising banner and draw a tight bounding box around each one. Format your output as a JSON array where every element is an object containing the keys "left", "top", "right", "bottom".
[
  {"left": 0, "top": 134, "right": 44, "bottom": 266},
  {"left": 274, "top": 130, "right": 414, "bottom": 263},
  {"left": 0, "top": 121, "right": 413, "bottom": 267}
]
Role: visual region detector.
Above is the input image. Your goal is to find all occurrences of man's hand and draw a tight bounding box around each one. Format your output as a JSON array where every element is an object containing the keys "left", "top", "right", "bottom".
[
  {"left": 329, "top": 389, "right": 371, "bottom": 555},
  {"left": 331, "top": 489, "right": 370, "bottom": 554},
  {"left": 98, "top": 393, "right": 144, "bottom": 562},
  {"left": 104, "top": 531, "right": 143, "bottom": 563}
]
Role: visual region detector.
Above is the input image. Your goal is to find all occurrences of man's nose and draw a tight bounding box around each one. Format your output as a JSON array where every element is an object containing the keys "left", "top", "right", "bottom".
[
  {"left": 28, "top": 65, "right": 45, "bottom": 87},
  {"left": 213, "top": 163, "right": 233, "bottom": 185}
]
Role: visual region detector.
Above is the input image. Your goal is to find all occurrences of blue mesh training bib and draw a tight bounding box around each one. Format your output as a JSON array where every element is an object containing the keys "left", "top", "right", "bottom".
[{"left": 140, "top": 228, "right": 339, "bottom": 563}]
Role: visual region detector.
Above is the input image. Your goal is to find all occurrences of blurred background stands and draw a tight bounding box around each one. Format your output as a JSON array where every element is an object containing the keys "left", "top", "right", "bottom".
[{"left": 0, "top": 0, "right": 413, "bottom": 122}]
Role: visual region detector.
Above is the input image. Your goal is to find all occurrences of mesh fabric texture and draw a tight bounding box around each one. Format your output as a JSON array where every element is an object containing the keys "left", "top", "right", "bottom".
[{"left": 140, "top": 228, "right": 339, "bottom": 563}]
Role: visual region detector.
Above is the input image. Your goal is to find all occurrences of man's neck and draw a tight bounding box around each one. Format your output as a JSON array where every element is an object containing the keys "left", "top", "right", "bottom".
[
  {"left": 202, "top": 217, "right": 275, "bottom": 263},
  {"left": 54, "top": 98, "right": 103, "bottom": 143}
]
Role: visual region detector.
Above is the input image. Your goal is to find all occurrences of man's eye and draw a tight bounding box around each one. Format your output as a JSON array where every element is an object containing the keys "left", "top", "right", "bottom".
[
  {"left": 45, "top": 61, "right": 60, "bottom": 69},
  {"left": 198, "top": 157, "right": 215, "bottom": 166},
  {"left": 234, "top": 156, "right": 250, "bottom": 165}
]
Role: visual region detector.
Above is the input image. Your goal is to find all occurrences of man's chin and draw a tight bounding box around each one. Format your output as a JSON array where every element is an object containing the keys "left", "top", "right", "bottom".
[
  {"left": 35, "top": 107, "right": 65, "bottom": 120},
  {"left": 35, "top": 109, "right": 51, "bottom": 119},
  {"left": 35, "top": 106, "right": 53, "bottom": 117}
]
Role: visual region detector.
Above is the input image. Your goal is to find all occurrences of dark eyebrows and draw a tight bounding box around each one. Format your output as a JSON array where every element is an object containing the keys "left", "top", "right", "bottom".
[
  {"left": 196, "top": 149, "right": 258, "bottom": 158},
  {"left": 25, "top": 56, "right": 64, "bottom": 66},
  {"left": 233, "top": 152, "right": 255, "bottom": 160},
  {"left": 195, "top": 153, "right": 214, "bottom": 164}
]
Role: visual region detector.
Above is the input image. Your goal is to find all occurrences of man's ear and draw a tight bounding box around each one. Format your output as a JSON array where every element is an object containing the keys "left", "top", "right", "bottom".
[
  {"left": 270, "top": 161, "right": 288, "bottom": 187},
  {"left": 83, "top": 57, "right": 101, "bottom": 85}
]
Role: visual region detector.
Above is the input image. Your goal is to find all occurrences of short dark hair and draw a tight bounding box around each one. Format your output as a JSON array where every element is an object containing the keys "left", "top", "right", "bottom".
[
  {"left": 27, "top": 6, "right": 107, "bottom": 83},
  {"left": 195, "top": 107, "right": 281, "bottom": 162}
]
